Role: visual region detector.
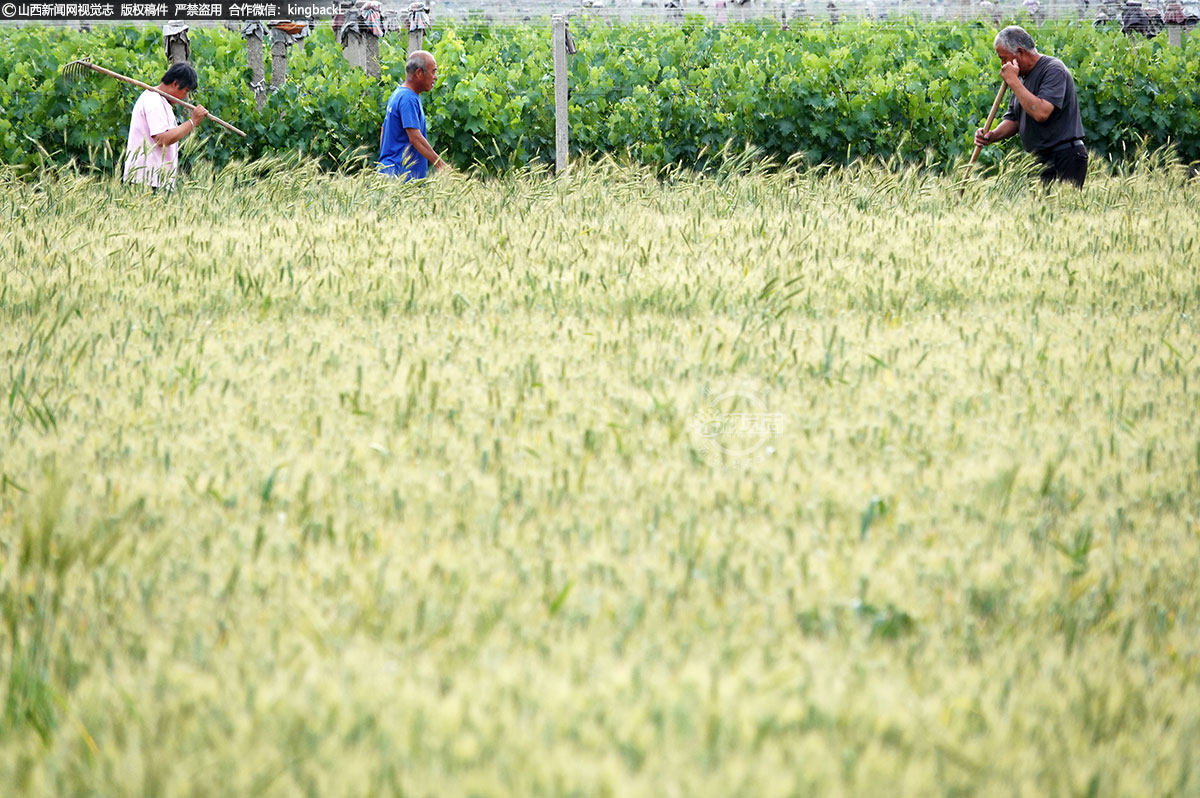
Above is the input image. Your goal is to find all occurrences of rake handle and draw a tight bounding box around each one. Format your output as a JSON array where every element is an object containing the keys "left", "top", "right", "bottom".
[
  {"left": 75, "top": 61, "right": 246, "bottom": 138},
  {"left": 963, "top": 81, "right": 1008, "bottom": 182}
]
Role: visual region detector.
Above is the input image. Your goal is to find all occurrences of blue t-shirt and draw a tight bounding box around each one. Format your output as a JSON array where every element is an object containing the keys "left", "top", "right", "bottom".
[{"left": 379, "top": 86, "right": 427, "bottom": 180}]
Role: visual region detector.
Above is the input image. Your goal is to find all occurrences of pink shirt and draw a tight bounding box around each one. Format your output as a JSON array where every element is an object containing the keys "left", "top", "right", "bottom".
[{"left": 123, "top": 90, "right": 179, "bottom": 187}]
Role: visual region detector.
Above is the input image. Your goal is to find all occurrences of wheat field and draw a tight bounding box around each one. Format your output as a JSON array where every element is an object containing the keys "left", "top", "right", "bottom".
[{"left": 1, "top": 155, "right": 1199, "bottom": 796}]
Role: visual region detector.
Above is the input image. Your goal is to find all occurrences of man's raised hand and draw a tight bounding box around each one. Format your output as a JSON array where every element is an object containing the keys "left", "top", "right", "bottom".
[{"left": 1000, "top": 59, "right": 1021, "bottom": 89}]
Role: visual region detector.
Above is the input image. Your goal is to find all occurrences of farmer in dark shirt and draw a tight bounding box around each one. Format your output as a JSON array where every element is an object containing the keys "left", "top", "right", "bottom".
[{"left": 973, "top": 26, "right": 1087, "bottom": 188}]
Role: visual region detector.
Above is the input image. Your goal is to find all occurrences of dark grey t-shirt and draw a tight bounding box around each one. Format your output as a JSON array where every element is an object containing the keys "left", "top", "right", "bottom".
[{"left": 1002, "top": 55, "right": 1085, "bottom": 153}]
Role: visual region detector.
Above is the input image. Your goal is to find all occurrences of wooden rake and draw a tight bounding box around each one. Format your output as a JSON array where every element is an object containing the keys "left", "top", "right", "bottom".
[
  {"left": 961, "top": 81, "right": 1008, "bottom": 190},
  {"left": 63, "top": 59, "right": 247, "bottom": 138}
]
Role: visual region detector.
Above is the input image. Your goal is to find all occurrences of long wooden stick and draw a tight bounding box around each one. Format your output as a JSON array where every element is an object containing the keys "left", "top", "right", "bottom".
[
  {"left": 963, "top": 82, "right": 1007, "bottom": 183},
  {"left": 66, "top": 60, "right": 247, "bottom": 138}
]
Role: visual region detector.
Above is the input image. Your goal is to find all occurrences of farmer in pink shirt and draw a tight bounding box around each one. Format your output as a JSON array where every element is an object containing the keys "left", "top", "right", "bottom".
[{"left": 123, "top": 62, "right": 208, "bottom": 189}]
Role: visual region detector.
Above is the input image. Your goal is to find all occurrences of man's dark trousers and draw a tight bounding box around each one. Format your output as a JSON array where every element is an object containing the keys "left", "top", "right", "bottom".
[{"left": 1037, "top": 139, "right": 1088, "bottom": 188}]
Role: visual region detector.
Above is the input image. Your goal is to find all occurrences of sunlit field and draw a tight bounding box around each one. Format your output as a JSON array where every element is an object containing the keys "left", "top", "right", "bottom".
[{"left": 2, "top": 156, "right": 1199, "bottom": 796}]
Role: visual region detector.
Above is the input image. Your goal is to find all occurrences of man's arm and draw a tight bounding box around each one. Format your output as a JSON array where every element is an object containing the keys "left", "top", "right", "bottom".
[
  {"left": 152, "top": 105, "right": 209, "bottom": 147},
  {"left": 974, "top": 118, "right": 1019, "bottom": 147},
  {"left": 1000, "top": 60, "right": 1055, "bottom": 123},
  {"left": 405, "top": 128, "right": 450, "bottom": 171}
]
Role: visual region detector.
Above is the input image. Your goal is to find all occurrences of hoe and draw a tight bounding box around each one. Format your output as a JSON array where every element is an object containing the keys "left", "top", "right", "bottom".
[{"left": 63, "top": 58, "right": 247, "bottom": 139}]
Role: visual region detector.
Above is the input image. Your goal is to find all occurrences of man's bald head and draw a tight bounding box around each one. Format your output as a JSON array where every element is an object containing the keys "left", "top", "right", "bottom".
[
  {"left": 404, "top": 50, "right": 438, "bottom": 94},
  {"left": 406, "top": 50, "right": 434, "bottom": 77}
]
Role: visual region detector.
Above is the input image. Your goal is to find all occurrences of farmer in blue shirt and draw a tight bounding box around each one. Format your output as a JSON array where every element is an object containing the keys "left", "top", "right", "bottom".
[{"left": 379, "top": 50, "right": 451, "bottom": 180}]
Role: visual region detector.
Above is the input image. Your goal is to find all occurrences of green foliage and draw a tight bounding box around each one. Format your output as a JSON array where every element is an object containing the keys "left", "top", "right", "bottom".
[{"left": 0, "top": 19, "right": 1197, "bottom": 173}]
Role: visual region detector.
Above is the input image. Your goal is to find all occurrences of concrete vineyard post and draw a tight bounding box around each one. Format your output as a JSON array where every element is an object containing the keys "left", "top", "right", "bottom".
[
  {"left": 407, "top": 3, "right": 431, "bottom": 57},
  {"left": 270, "top": 37, "right": 288, "bottom": 89},
  {"left": 553, "top": 14, "right": 568, "bottom": 174},
  {"left": 365, "top": 35, "right": 381, "bottom": 78},
  {"left": 246, "top": 37, "right": 263, "bottom": 86},
  {"left": 243, "top": 24, "right": 267, "bottom": 110},
  {"left": 163, "top": 23, "right": 190, "bottom": 64},
  {"left": 340, "top": 7, "right": 383, "bottom": 78},
  {"left": 341, "top": 34, "right": 381, "bottom": 77}
]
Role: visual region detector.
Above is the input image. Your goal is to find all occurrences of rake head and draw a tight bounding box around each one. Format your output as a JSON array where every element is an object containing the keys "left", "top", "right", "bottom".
[{"left": 61, "top": 59, "right": 98, "bottom": 82}]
